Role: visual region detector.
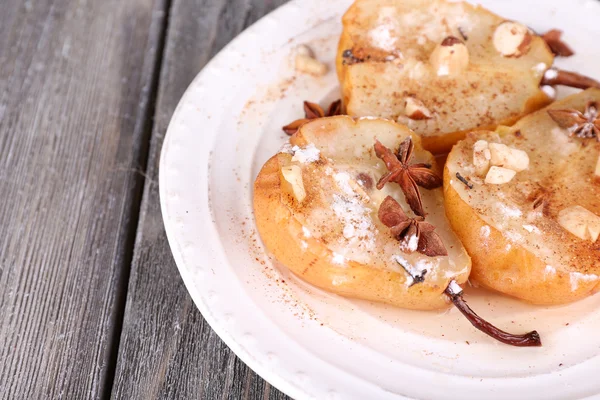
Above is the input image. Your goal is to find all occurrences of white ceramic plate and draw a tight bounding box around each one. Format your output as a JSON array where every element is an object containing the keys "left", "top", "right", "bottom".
[{"left": 160, "top": 1, "right": 600, "bottom": 398}]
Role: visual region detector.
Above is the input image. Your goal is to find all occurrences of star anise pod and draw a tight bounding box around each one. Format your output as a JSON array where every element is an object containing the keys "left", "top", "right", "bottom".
[
  {"left": 541, "top": 29, "right": 574, "bottom": 57},
  {"left": 547, "top": 101, "right": 600, "bottom": 140},
  {"left": 374, "top": 137, "right": 442, "bottom": 217},
  {"left": 378, "top": 196, "right": 448, "bottom": 257},
  {"left": 282, "top": 100, "right": 343, "bottom": 135}
]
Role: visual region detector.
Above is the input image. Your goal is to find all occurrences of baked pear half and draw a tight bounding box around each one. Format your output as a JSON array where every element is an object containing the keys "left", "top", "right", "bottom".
[
  {"left": 445, "top": 88, "right": 600, "bottom": 305},
  {"left": 256, "top": 116, "right": 470, "bottom": 310},
  {"left": 255, "top": 116, "right": 542, "bottom": 346},
  {"left": 337, "top": 0, "right": 555, "bottom": 154}
]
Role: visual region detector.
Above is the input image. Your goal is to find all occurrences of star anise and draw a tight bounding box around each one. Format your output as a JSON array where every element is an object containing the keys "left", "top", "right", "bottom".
[
  {"left": 378, "top": 196, "right": 448, "bottom": 257},
  {"left": 541, "top": 29, "right": 574, "bottom": 57},
  {"left": 374, "top": 137, "right": 442, "bottom": 217},
  {"left": 547, "top": 101, "right": 600, "bottom": 140},
  {"left": 282, "top": 100, "right": 343, "bottom": 135}
]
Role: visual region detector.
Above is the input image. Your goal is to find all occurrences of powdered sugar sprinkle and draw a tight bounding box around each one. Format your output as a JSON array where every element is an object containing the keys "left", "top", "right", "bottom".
[
  {"left": 400, "top": 233, "right": 419, "bottom": 252},
  {"left": 291, "top": 143, "right": 320, "bottom": 163},
  {"left": 447, "top": 280, "right": 463, "bottom": 295},
  {"left": 331, "top": 171, "right": 376, "bottom": 253},
  {"left": 544, "top": 68, "right": 558, "bottom": 80},
  {"left": 570, "top": 272, "right": 599, "bottom": 291},
  {"left": 393, "top": 255, "right": 427, "bottom": 286},
  {"left": 279, "top": 142, "right": 321, "bottom": 163},
  {"left": 480, "top": 225, "right": 491, "bottom": 238}
]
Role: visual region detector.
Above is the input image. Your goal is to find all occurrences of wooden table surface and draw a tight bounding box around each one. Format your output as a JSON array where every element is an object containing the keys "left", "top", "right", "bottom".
[{"left": 0, "top": 0, "right": 291, "bottom": 398}]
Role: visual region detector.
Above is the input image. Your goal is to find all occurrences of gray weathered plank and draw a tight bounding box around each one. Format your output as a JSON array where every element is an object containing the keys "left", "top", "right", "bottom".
[
  {"left": 111, "top": 0, "right": 292, "bottom": 398},
  {"left": 0, "top": 0, "right": 167, "bottom": 398}
]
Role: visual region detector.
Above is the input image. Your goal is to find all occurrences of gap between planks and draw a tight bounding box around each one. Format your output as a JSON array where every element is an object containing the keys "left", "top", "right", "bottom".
[{"left": 100, "top": 0, "right": 175, "bottom": 398}]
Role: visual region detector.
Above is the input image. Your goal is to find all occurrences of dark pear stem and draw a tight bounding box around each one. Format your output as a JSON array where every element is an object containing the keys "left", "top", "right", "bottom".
[
  {"left": 541, "top": 29, "right": 574, "bottom": 57},
  {"left": 445, "top": 283, "right": 542, "bottom": 347},
  {"left": 541, "top": 69, "right": 600, "bottom": 90}
]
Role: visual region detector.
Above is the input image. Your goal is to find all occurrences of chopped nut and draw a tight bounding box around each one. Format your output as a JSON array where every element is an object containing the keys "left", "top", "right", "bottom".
[
  {"left": 429, "top": 36, "right": 469, "bottom": 76},
  {"left": 281, "top": 165, "right": 306, "bottom": 202},
  {"left": 591, "top": 217, "right": 600, "bottom": 243},
  {"left": 493, "top": 21, "right": 532, "bottom": 57},
  {"left": 558, "top": 206, "right": 600, "bottom": 242},
  {"left": 297, "top": 44, "right": 313, "bottom": 57},
  {"left": 295, "top": 45, "right": 328, "bottom": 76},
  {"left": 485, "top": 166, "right": 516, "bottom": 184},
  {"left": 595, "top": 155, "right": 600, "bottom": 177},
  {"left": 488, "top": 143, "right": 530, "bottom": 172},
  {"left": 404, "top": 97, "right": 432, "bottom": 120},
  {"left": 473, "top": 140, "right": 491, "bottom": 176}
]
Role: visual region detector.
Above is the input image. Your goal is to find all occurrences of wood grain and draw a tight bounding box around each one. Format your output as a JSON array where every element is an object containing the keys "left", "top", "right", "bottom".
[
  {"left": 110, "top": 0, "right": 292, "bottom": 399},
  {"left": 0, "top": 0, "right": 167, "bottom": 398}
]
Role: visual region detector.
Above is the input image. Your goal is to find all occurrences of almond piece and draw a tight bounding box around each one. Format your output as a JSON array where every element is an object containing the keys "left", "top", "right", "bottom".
[
  {"left": 485, "top": 166, "right": 516, "bottom": 184},
  {"left": 488, "top": 143, "right": 530, "bottom": 172},
  {"left": 404, "top": 97, "right": 432, "bottom": 120},
  {"left": 493, "top": 21, "right": 532, "bottom": 57},
  {"left": 281, "top": 165, "right": 306, "bottom": 202},
  {"left": 473, "top": 140, "right": 491, "bottom": 176},
  {"left": 595, "top": 155, "right": 600, "bottom": 177},
  {"left": 558, "top": 206, "right": 600, "bottom": 242},
  {"left": 429, "top": 36, "right": 469, "bottom": 76},
  {"left": 295, "top": 45, "right": 328, "bottom": 76}
]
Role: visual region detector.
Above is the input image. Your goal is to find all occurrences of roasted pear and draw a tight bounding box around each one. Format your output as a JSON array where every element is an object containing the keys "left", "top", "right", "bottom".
[
  {"left": 336, "top": 0, "right": 598, "bottom": 154},
  {"left": 255, "top": 116, "right": 541, "bottom": 346},
  {"left": 444, "top": 88, "right": 600, "bottom": 305}
]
